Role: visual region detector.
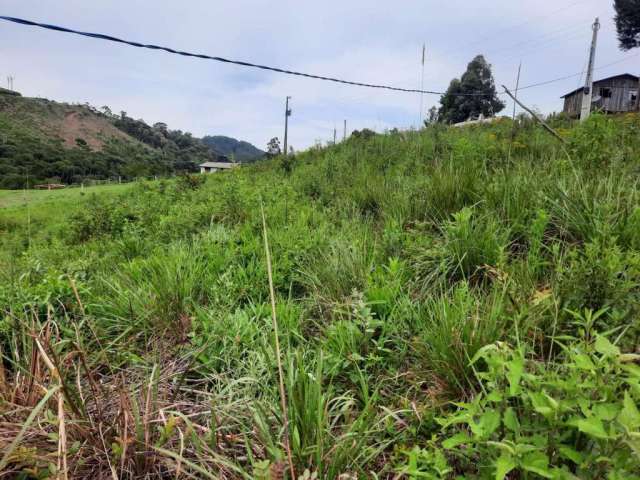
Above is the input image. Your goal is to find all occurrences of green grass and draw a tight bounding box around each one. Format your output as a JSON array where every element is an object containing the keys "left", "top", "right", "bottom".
[
  {"left": 1, "top": 113, "right": 640, "bottom": 479},
  {"left": 0, "top": 183, "right": 134, "bottom": 208}
]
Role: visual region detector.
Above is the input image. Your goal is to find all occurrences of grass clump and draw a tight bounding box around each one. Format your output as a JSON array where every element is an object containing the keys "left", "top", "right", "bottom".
[{"left": 412, "top": 207, "right": 510, "bottom": 290}]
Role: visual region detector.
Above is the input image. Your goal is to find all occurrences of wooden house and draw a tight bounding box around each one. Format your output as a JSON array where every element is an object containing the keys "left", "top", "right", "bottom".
[{"left": 561, "top": 73, "right": 638, "bottom": 117}]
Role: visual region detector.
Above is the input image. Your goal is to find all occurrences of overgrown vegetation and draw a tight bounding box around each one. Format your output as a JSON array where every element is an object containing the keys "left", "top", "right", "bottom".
[{"left": 1, "top": 113, "right": 640, "bottom": 478}]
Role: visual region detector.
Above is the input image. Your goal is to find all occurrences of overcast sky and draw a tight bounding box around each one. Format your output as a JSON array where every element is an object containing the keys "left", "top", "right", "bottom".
[{"left": 0, "top": 1, "right": 635, "bottom": 150}]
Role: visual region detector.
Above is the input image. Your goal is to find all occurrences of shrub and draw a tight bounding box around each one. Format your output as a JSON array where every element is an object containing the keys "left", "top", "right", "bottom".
[
  {"left": 398, "top": 330, "right": 640, "bottom": 479},
  {"left": 68, "top": 196, "right": 132, "bottom": 242},
  {"left": 568, "top": 114, "right": 621, "bottom": 169},
  {"left": 554, "top": 240, "right": 640, "bottom": 330}
]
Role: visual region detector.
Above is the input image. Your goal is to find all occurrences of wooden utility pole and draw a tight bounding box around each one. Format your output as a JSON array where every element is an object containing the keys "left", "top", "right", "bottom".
[
  {"left": 419, "top": 43, "right": 426, "bottom": 126},
  {"left": 512, "top": 62, "right": 522, "bottom": 121},
  {"left": 508, "top": 62, "right": 523, "bottom": 161},
  {"left": 580, "top": 17, "right": 600, "bottom": 122},
  {"left": 333, "top": 127, "right": 337, "bottom": 145},
  {"left": 343, "top": 119, "right": 347, "bottom": 141},
  {"left": 283, "top": 96, "right": 292, "bottom": 156}
]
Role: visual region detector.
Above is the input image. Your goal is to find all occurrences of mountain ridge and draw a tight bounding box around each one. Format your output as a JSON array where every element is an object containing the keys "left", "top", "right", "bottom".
[{"left": 201, "top": 135, "right": 265, "bottom": 163}]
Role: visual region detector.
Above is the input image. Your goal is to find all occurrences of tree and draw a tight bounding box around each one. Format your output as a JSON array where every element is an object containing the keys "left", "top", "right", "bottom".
[
  {"left": 266, "top": 137, "right": 281, "bottom": 158},
  {"left": 100, "top": 105, "right": 113, "bottom": 117},
  {"left": 614, "top": 0, "right": 640, "bottom": 111},
  {"left": 438, "top": 55, "right": 505, "bottom": 124},
  {"left": 614, "top": 0, "right": 640, "bottom": 50},
  {"left": 424, "top": 106, "right": 439, "bottom": 126},
  {"left": 153, "top": 122, "right": 168, "bottom": 134}
]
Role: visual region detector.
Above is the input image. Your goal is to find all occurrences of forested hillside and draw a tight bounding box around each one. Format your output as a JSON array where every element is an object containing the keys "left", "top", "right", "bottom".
[
  {"left": 2, "top": 113, "right": 640, "bottom": 478},
  {"left": 202, "top": 135, "right": 265, "bottom": 162},
  {"left": 0, "top": 91, "right": 261, "bottom": 188}
]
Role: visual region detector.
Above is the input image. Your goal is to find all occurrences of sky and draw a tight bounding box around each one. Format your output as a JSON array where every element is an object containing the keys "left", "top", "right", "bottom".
[{"left": 0, "top": 0, "right": 635, "bottom": 151}]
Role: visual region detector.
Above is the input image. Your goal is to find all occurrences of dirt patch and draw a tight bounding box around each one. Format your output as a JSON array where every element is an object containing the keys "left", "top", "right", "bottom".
[{"left": 59, "top": 110, "right": 131, "bottom": 150}]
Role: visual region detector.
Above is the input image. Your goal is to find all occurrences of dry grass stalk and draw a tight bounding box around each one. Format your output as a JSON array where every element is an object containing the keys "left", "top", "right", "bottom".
[
  {"left": 260, "top": 201, "right": 296, "bottom": 480},
  {"left": 1, "top": 337, "right": 257, "bottom": 479}
]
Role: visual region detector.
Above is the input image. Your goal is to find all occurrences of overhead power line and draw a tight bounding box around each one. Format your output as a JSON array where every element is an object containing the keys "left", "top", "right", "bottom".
[
  {"left": 517, "top": 52, "right": 640, "bottom": 92},
  {"left": 439, "top": 0, "right": 595, "bottom": 57},
  {"left": 1, "top": 14, "right": 636, "bottom": 101},
  {"left": 0, "top": 14, "right": 468, "bottom": 96}
]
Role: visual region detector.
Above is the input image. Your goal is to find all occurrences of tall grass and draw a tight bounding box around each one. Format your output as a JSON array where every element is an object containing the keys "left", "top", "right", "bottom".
[{"left": 2, "top": 113, "right": 640, "bottom": 478}]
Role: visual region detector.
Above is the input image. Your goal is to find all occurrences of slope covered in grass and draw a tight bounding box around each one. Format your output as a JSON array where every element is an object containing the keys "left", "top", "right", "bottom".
[{"left": 1, "top": 113, "right": 640, "bottom": 478}]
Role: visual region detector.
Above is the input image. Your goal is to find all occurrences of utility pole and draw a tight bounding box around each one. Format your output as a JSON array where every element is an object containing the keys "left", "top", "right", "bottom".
[
  {"left": 508, "top": 62, "right": 523, "bottom": 161},
  {"left": 283, "top": 96, "right": 292, "bottom": 156},
  {"left": 512, "top": 62, "right": 522, "bottom": 121},
  {"left": 333, "top": 127, "right": 337, "bottom": 145},
  {"left": 419, "top": 44, "right": 426, "bottom": 126},
  {"left": 580, "top": 17, "right": 600, "bottom": 122},
  {"left": 343, "top": 119, "right": 347, "bottom": 141}
]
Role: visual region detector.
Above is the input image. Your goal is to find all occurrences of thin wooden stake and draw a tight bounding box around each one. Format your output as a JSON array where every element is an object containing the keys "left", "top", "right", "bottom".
[
  {"left": 502, "top": 85, "right": 566, "bottom": 144},
  {"left": 260, "top": 201, "right": 295, "bottom": 480},
  {"left": 508, "top": 62, "right": 522, "bottom": 161}
]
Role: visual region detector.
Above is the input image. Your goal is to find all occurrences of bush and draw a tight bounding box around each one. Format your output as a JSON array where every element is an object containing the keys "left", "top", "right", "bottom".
[
  {"left": 555, "top": 240, "right": 640, "bottom": 331},
  {"left": 68, "top": 195, "right": 133, "bottom": 242},
  {"left": 398, "top": 330, "right": 640, "bottom": 479}
]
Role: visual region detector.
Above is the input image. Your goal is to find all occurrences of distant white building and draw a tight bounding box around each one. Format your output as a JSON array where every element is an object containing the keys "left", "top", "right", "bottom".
[{"left": 199, "top": 162, "right": 238, "bottom": 174}]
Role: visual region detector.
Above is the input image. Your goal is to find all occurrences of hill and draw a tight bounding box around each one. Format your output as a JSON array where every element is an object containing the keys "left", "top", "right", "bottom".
[
  {"left": 2, "top": 113, "right": 640, "bottom": 478},
  {"left": 0, "top": 91, "right": 261, "bottom": 188},
  {"left": 201, "top": 135, "right": 265, "bottom": 162}
]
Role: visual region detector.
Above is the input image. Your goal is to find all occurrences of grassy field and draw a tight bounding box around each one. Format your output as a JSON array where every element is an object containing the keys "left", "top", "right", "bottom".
[
  {"left": 0, "top": 183, "right": 134, "bottom": 208},
  {"left": 1, "top": 113, "right": 640, "bottom": 479}
]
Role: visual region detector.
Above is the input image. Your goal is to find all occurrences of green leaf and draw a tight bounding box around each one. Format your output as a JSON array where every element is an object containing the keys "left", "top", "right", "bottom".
[
  {"left": 595, "top": 403, "right": 619, "bottom": 421},
  {"left": 472, "top": 410, "right": 501, "bottom": 439},
  {"left": 618, "top": 391, "right": 640, "bottom": 432},
  {"left": 572, "top": 352, "right": 596, "bottom": 371},
  {"left": 494, "top": 453, "right": 516, "bottom": 480},
  {"left": 521, "top": 451, "right": 553, "bottom": 478},
  {"left": 543, "top": 393, "right": 559, "bottom": 412},
  {"left": 575, "top": 416, "right": 610, "bottom": 440},
  {"left": 504, "top": 407, "right": 520, "bottom": 434},
  {"left": 507, "top": 355, "right": 524, "bottom": 396},
  {"left": 559, "top": 446, "right": 585, "bottom": 465},
  {"left": 486, "top": 391, "right": 503, "bottom": 403},
  {"left": 622, "top": 363, "right": 640, "bottom": 379},
  {"left": 469, "top": 343, "right": 499, "bottom": 366},
  {"left": 433, "top": 449, "right": 453, "bottom": 475},
  {"left": 530, "top": 392, "right": 553, "bottom": 418},
  {"left": 595, "top": 335, "right": 620, "bottom": 357},
  {"left": 487, "top": 441, "right": 516, "bottom": 455},
  {"left": 442, "top": 432, "right": 471, "bottom": 450}
]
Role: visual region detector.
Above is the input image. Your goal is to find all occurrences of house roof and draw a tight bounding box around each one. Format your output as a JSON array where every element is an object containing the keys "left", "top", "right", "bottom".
[
  {"left": 561, "top": 73, "right": 639, "bottom": 98},
  {"left": 199, "top": 162, "right": 238, "bottom": 169}
]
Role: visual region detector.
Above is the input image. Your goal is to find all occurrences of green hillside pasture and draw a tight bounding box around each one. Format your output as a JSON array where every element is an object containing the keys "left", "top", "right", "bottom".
[{"left": 1, "top": 114, "right": 640, "bottom": 479}]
